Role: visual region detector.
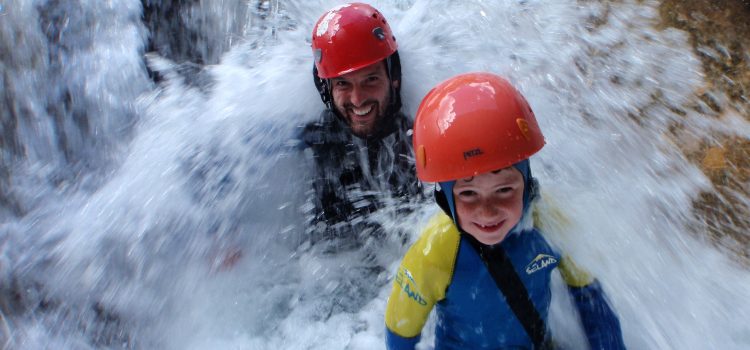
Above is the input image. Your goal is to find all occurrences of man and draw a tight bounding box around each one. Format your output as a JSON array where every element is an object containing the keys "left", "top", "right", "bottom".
[{"left": 300, "top": 3, "right": 423, "bottom": 252}]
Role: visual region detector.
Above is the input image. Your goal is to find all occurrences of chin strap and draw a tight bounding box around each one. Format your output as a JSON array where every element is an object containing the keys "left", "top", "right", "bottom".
[{"left": 312, "top": 64, "right": 332, "bottom": 110}]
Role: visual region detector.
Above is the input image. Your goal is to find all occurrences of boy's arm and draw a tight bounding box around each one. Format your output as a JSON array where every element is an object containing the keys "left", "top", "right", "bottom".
[
  {"left": 385, "top": 328, "right": 420, "bottom": 350},
  {"left": 385, "top": 214, "right": 458, "bottom": 350},
  {"left": 385, "top": 258, "right": 434, "bottom": 350},
  {"left": 559, "top": 256, "right": 627, "bottom": 350},
  {"left": 384, "top": 250, "right": 438, "bottom": 350}
]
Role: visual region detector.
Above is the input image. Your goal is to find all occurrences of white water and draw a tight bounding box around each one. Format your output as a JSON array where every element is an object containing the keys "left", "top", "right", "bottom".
[{"left": 1, "top": 0, "right": 749, "bottom": 349}]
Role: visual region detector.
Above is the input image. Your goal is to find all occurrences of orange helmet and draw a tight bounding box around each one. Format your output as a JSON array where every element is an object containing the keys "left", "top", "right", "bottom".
[
  {"left": 414, "top": 72, "right": 545, "bottom": 182},
  {"left": 311, "top": 3, "right": 398, "bottom": 78}
]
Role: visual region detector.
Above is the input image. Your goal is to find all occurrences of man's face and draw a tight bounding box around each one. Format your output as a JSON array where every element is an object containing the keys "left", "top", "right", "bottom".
[
  {"left": 330, "top": 61, "right": 395, "bottom": 138},
  {"left": 453, "top": 167, "right": 525, "bottom": 245}
]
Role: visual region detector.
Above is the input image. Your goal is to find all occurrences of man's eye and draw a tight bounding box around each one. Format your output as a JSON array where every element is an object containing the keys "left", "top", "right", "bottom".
[
  {"left": 363, "top": 76, "right": 381, "bottom": 86},
  {"left": 334, "top": 81, "right": 349, "bottom": 88}
]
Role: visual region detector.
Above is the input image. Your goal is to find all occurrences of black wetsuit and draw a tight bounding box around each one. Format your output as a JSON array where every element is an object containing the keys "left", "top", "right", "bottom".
[{"left": 300, "top": 109, "right": 423, "bottom": 250}]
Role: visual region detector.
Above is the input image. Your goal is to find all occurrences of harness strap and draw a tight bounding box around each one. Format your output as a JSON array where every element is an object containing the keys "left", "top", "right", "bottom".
[{"left": 467, "top": 237, "right": 553, "bottom": 349}]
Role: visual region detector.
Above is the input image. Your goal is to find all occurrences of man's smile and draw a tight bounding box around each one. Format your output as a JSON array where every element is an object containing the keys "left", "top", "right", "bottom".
[{"left": 351, "top": 104, "right": 373, "bottom": 116}]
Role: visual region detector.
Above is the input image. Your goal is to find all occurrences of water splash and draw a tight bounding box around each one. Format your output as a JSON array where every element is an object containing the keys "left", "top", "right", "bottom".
[{"left": 1, "top": 0, "right": 748, "bottom": 349}]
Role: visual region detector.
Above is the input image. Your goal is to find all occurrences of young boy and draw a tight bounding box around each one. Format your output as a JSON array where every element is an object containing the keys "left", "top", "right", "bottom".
[{"left": 385, "top": 72, "right": 626, "bottom": 349}]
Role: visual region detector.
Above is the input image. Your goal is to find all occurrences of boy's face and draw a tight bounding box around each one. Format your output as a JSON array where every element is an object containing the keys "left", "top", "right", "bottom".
[{"left": 453, "top": 167, "right": 525, "bottom": 245}]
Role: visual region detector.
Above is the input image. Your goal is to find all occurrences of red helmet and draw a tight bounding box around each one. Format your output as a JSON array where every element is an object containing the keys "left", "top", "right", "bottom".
[
  {"left": 413, "top": 72, "right": 545, "bottom": 182},
  {"left": 312, "top": 3, "right": 398, "bottom": 78}
]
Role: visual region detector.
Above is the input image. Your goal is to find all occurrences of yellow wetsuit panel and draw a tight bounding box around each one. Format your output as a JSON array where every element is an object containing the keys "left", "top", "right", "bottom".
[
  {"left": 558, "top": 255, "right": 594, "bottom": 287},
  {"left": 532, "top": 191, "right": 594, "bottom": 288},
  {"left": 385, "top": 213, "right": 460, "bottom": 338}
]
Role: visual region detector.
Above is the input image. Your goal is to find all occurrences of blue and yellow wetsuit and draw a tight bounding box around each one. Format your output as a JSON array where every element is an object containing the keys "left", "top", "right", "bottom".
[{"left": 385, "top": 213, "right": 625, "bottom": 349}]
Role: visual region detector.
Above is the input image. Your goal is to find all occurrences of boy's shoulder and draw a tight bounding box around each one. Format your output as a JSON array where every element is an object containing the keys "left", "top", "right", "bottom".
[
  {"left": 419, "top": 212, "right": 460, "bottom": 243},
  {"left": 530, "top": 193, "right": 597, "bottom": 287},
  {"left": 422, "top": 212, "right": 458, "bottom": 235},
  {"left": 406, "top": 212, "right": 461, "bottom": 264},
  {"left": 396, "top": 212, "right": 461, "bottom": 304},
  {"left": 530, "top": 191, "right": 574, "bottom": 244}
]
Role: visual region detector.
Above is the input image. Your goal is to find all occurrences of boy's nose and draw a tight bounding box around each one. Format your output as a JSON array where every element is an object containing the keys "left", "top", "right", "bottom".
[{"left": 478, "top": 201, "right": 500, "bottom": 217}]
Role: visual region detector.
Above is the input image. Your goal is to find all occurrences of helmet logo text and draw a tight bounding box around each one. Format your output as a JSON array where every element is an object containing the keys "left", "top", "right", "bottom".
[{"left": 463, "top": 148, "right": 484, "bottom": 160}]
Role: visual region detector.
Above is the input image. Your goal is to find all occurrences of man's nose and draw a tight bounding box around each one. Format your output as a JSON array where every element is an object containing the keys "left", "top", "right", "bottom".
[{"left": 350, "top": 85, "right": 366, "bottom": 106}]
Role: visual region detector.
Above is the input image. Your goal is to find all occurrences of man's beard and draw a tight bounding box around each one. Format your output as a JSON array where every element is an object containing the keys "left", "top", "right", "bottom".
[{"left": 336, "top": 97, "right": 390, "bottom": 138}]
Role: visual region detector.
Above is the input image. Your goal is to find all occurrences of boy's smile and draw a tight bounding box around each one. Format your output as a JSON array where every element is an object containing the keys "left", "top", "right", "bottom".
[{"left": 452, "top": 167, "right": 525, "bottom": 245}]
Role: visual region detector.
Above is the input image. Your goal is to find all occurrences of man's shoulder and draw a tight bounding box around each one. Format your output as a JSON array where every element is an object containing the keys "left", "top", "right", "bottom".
[
  {"left": 389, "top": 111, "right": 414, "bottom": 132},
  {"left": 299, "top": 110, "right": 343, "bottom": 146}
]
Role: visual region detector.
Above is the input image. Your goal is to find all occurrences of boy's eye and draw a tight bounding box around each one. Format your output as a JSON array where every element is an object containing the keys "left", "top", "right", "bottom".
[
  {"left": 457, "top": 190, "right": 477, "bottom": 198},
  {"left": 497, "top": 186, "right": 514, "bottom": 194}
]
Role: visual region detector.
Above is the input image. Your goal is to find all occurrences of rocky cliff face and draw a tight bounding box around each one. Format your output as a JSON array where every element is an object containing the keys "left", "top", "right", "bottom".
[{"left": 660, "top": 0, "right": 750, "bottom": 264}]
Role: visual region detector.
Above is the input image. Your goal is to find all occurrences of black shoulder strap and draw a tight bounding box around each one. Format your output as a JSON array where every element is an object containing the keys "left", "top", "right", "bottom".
[{"left": 467, "top": 237, "right": 553, "bottom": 349}]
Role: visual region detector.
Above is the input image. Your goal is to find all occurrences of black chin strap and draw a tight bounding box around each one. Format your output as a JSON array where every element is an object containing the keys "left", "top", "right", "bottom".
[{"left": 312, "top": 64, "right": 332, "bottom": 110}]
